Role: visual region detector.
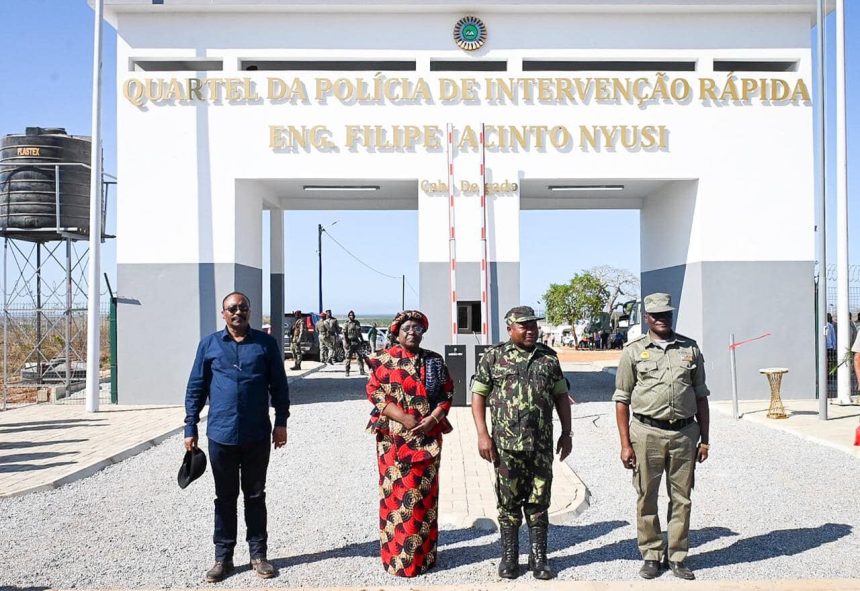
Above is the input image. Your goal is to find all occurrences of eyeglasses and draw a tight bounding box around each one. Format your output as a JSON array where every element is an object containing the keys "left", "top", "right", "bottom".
[
  {"left": 400, "top": 325, "right": 425, "bottom": 334},
  {"left": 224, "top": 304, "right": 249, "bottom": 313}
]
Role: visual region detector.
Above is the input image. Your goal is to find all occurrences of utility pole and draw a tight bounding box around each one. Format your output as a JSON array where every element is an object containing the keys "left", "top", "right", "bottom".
[
  {"left": 401, "top": 274, "right": 405, "bottom": 311},
  {"left": 317, "top": 221, "right": 337, "bottom": 313}
]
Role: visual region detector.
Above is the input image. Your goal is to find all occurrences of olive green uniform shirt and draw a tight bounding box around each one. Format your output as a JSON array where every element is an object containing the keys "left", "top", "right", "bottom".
[
  {"left": 612, "top": 332, "right": 709, "bottom": 421},
  {"left": 472, "top": 342, "right": 568, "bottom": 452}
]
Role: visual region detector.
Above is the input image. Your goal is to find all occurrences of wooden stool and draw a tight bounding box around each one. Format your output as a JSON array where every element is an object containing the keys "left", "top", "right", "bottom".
[{"left": 759, "top": 367, "right": 789, "bottom": 419}]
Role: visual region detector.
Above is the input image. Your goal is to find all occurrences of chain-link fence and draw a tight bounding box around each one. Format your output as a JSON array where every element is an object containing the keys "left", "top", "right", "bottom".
[
  {"left": 823, "top": 265, "right": 860, "bottom": 398},
  {"left": 1, "top": 302, "right": 111, "bottom": 407}
]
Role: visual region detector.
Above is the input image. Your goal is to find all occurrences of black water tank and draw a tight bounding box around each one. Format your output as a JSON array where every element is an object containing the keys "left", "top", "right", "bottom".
[{"left": 0, "top": 127, "right": 91, "bottom": 234}]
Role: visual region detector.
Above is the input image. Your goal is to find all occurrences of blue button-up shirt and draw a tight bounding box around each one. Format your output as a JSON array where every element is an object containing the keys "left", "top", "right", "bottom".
[{"left": 184, "top": 327, "right": 290, "bottom": 445}]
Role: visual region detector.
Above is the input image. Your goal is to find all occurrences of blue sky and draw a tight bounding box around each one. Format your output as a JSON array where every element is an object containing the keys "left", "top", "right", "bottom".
[{"left": 0, "top": 1, "right": 857, "bottom": 317}]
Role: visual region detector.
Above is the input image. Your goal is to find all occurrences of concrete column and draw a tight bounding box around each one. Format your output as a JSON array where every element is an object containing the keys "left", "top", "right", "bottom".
[
  {"left": 640, "top": 180, "right": 814, "bottom": 402},
  {"left": 270, "top": 209, "right": 284, "bottom": 354}
]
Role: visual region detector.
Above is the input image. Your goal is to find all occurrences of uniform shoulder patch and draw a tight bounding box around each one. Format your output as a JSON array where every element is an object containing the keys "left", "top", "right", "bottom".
[{"left": 623, "top": 334, "right": 647, "bottom": 348}]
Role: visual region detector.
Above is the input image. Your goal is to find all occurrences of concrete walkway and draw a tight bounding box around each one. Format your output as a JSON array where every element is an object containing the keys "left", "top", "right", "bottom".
[
  {"left": 0, "top": 360, "right": 590, "bottom": 530},
  {"left": 711, "top": 398, "right": 860, "bottom": 458},
  {"left": 0, "top": 402, "right": 196, "bottom": 497},
  {"left": 439, "top": 406, "right": 590, "bottom": 531}
]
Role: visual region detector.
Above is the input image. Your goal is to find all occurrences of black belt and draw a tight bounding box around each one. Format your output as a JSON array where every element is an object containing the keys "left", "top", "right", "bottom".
[{"left": 634, "top": 413, "right": 696, "bottom": 431}]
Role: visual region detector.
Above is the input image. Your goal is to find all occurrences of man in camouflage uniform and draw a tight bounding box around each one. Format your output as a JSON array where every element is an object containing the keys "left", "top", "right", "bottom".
[
  {"left": 289, "top": 310, "right": 306, "bottom": 370},
  {"left": 341, "top": 310, "right": 366, "bottom": 377},
  {"left": 315, "top": 311, "right": 330, "bottom": 364},
  {"left": 471, "top": 306, "right": 573, "bottom": 580},
  {"left": 613, "top": 293, "right": 710, "bottom": 581},
  {"left": 324, "top": 309, "right": 340, "bottom": 365}
]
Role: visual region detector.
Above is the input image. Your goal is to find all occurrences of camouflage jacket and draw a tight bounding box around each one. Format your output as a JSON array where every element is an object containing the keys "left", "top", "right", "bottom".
[
  {"left": 324, "top": 317, "right": 340, "bottom": 338},
  {"left": 343, "top": 319, "right": 363, "bottom": 343},
  {"left": 472, "top": 341, "right": 568, "bottom": 452},
  {"left": 315, "top": 318, "right": 329, "bottom": 337},
  {"left": 291, "top": 318, "right": 306, "bottom": 340}
]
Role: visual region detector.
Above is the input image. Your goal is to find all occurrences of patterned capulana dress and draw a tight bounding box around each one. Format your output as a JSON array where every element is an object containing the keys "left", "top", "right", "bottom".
[{"left": 366, "top": 345, "right": 454, "bottom": 577}]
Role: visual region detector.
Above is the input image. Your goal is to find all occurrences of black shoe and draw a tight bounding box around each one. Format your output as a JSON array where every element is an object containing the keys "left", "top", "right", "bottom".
[
  {"left": 497, "top": 524, "right": 520, "bottom": 579},
  {"left": 205, "top": 560, "right": 234, "bottom": 583},
  {"left": 639, "top": 560, "right": 661, "bottom": 579},
  {"left": 668, "top": 560, "right": 695, "bottom": 580},
  {"left": 345, "top": 371, "right": 350, "bottom": 377},
  {"left": 250, "top": 557, "right": 276, "bottom": 579},
  {"left": 527, "top": 523, "right": 555, "bottom": 580}
]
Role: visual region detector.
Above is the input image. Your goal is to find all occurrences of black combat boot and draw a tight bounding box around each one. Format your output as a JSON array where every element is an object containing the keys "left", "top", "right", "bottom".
[
  {"left": 497, "top": 524, "right": 520, "bottom": 579},
  {"left": 527, "top": 523, "right": 555, "bottom": 580}
]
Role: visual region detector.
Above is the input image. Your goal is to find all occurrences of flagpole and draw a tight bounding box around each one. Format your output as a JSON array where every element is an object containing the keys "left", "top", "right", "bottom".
[
  {"left": 834, "top": 0, "right": 851, "bottom": 405},
  {"left": 816, "top": 0, "right": 828, "bottom": 418},
  {"left": 86, "top": 0, "right": 105, "bottom": 413}
]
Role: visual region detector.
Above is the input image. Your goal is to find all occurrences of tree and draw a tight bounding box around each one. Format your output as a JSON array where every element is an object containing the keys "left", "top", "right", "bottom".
[
  {"left": 587, "top": 265, "right": 640, "bottom": 312},
  {"left": 543, "top": 272, "right": 609, "bottom": 332}
]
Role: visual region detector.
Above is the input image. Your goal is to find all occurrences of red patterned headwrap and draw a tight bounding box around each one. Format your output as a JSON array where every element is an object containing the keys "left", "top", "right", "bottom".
[{"left": 389, "top": 310, "right": 429, "bottom": 335}]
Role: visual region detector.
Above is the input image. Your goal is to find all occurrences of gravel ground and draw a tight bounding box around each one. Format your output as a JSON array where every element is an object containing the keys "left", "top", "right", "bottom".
[{"left": 1, "top": 365, "right": 859, "bottom": 588}]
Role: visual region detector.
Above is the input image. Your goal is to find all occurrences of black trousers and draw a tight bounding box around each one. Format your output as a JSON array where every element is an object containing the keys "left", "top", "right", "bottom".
[{"left": 208, "top": 437, "right": 271, "bottom": 561}]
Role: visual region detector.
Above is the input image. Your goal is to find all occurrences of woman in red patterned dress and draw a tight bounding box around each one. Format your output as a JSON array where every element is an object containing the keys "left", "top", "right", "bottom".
[{"left": 366, "top": 310, "right": 454, "bottom": 577}]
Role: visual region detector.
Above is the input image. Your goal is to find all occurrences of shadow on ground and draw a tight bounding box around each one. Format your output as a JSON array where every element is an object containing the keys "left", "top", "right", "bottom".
[{"left": 694, "top": 523, "right": 852, "bottom": 570}]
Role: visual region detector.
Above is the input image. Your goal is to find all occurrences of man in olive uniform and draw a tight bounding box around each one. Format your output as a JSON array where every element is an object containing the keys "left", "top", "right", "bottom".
[
  {"left": 471, "top": 306, "right": 573, "bottom": 580},
  {"left": 289, "top": 310, "right": 306, "bottom": 371},
  {"left": 341, "top": 310, "right": 366, "bottom": 377},
  {"left": 315, "top": 311, "right": 330, "bottom": 364},
  {"left": 324, "top": 309, "right": 340, "bottom": 365},
  {"left": 613, "top": 293, "right": 710, "bottom": 581}
]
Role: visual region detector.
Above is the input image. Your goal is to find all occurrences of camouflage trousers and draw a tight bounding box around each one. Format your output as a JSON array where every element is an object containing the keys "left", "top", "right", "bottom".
[
  {"left": 290, "top": 342, "right": 302, "bottom": 368},
  {"left": 344, "top": 342, "right": 366, "bottom": 374},
  {"left": 494, "top": 447, "right": 553, "bottom": 528},
  {"left": 319, "top": 336, "right": 331, "bottom": 363}
]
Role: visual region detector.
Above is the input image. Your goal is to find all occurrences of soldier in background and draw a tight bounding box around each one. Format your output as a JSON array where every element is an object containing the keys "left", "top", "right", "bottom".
[
  {"left": 342, "top": 310, "right": 366, "bottom": 377},
  {"left": 471, "top": 306, "right": 573, "bottom": 580},
  {"left": 316, "top": 311, "right": 330, "bottom": 364},
  {"left": 289, "top": 310, "right": 305, "bottom": 371},
  {"left": 325, "top": 309, "right": 340, "bottom": 365}
]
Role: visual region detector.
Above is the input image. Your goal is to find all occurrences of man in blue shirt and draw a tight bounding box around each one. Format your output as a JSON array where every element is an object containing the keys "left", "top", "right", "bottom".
[{"left": 184, "top": 292, "right": 290, "bottom": 582}]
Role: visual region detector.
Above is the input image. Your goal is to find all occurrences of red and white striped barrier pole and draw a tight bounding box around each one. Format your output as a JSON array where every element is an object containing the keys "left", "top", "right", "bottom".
[{"left": 479, "top": 124, "right": 490, "bottom": 345}]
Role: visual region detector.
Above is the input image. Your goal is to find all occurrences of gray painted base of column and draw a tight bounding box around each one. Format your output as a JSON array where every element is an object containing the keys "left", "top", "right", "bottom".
[
  {"left": 642, "top": 260, "right": 814, "bottom": 401},
  {"left": 420, "top": 261, "right": 519, "bottom": 376},
  {"left": 117, "top": 262, "right": 262, "bottom": 405}
]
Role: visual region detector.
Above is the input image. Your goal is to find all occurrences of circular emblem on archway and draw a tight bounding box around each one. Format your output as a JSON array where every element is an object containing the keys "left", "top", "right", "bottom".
[{"left": 453, "top": 16, "right": 487, "bottom": 51}]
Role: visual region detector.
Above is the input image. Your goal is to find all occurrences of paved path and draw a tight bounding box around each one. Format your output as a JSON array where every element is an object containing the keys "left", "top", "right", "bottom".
[
  {"left": 711, "top": 399, "right": 860, "bottom": 458},
  {"left": 0, "top": 403, "right": 196, "bottom": 497}
]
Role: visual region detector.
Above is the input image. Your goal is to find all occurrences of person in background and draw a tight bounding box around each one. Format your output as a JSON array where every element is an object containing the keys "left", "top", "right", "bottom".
[
  {"left": 342, "top": 310, "right": 366, "bottom": 376},
  {"left": 368, "top": 323, "right": 379, "bottom": 352},
  {"left": 316, "top": 311, "right": 330, "bottom": 364},
  {"left": 289, "top": 310, "right": 305, "bottom": 371}
]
